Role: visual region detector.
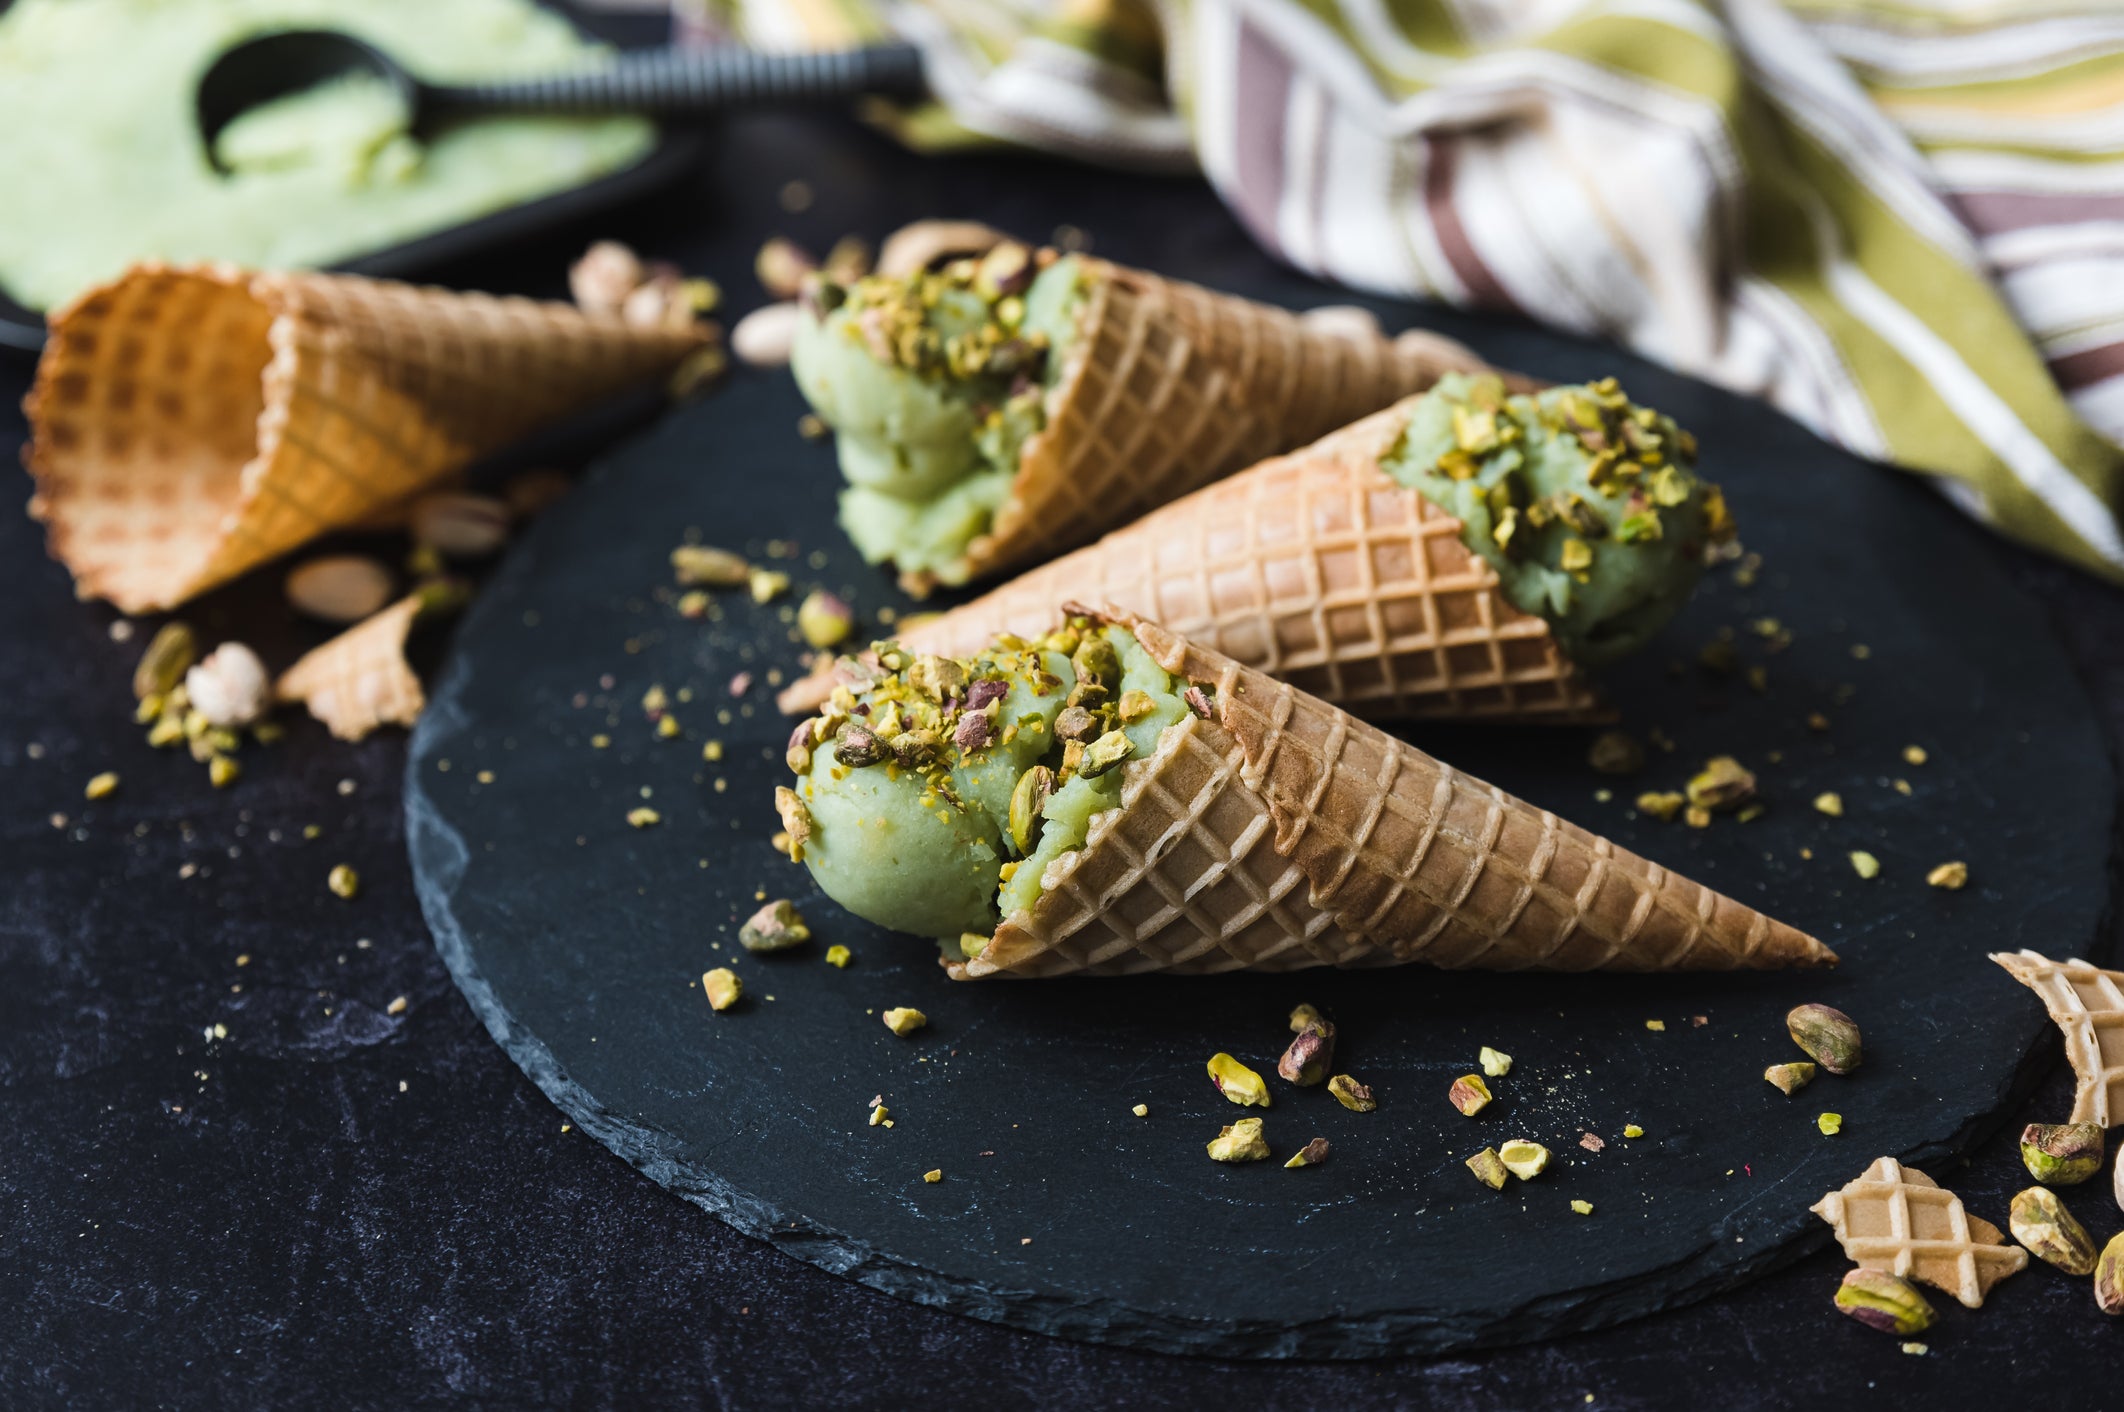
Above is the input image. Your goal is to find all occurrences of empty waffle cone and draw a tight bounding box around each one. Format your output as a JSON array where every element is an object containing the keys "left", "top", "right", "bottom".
[
  {"left": 275, "top": 594, "right": 427, "bottom": 741},
  {"left": 950, "top": 604, "right": 1832, "bottom": 979},
  {"left": 902, "top": 399, "right": 1606, "bottom": 722},
  {"left": 955, "top": 258, "right": 1514, "bottom": 584},
  {"left": 1811, "top": 1157, "right": 2025, "bottom": 1308},
  {"left": 24, "top": 262, "right": 705, "bottom": 613}
]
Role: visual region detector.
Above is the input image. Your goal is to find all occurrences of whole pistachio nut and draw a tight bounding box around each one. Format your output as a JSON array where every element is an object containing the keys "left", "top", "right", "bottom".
[
  {"left": 1328, "top": 1074, "right": 1376, "bottom": 1113},
  {"left": 1283, "top": 1137, "right": 1331, "bottom": 1170},
  {"left": 739, "top": 899, "right": 811, "bottom": 953},
  {"left": 2009, "top": 1186, "right": 2097, "bottom": 1275},
  {"left": 835, "top": 722, "right": 885, "bottom": 768},
  {"left": 1277, "top": 1018, "right": 1336, "bottom": 1087},
  {"left": 1207, "top": 1053, "right": 1271, "bottom": 1108},
  {"left": 1008, "top": 766, "right": 1055, "bottom": 854},
  {"left": 1498, "top": 1139, "right": 1551, "bottom": 1180},
  {"left": 1686, "top": 755, "right": 1757, "bottom": 811},
  {"left": 1071, "top": 636, "right": 1120, "bottom": 690},
  {"left": 132, "top": 621, "right": 198, "bottom": 699},
  {"left": 2098, "top": 1232, "right": 2124, "bottom": 1316},
  {"left": 797, "top": 590, "right": 854, "bottom": 649},
  {"left": 1466, "top": 1148, "right": 1509, "bottom": 1191},
  {"left": 1207, "top": 1117, "right": 1271, "bottom": 1163},
  {"left": 1834, "top": 1269, "right": 1936, "bottom": 1336},
  {"left": 2020, "top": 1122, "right": 2104, "bottom": 1186},
  {"left": 1448, "top": 1073, "right": 1494, "bottom": 1117},
  {"left": 1786, "top": 1003, "right": 1862, "bottom": 1074},
  {"left": 1764, "top": 1062, "right": 1818, "bottom": 1095}
]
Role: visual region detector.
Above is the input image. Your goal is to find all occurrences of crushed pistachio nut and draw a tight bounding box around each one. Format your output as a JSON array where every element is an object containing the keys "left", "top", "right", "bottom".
[
  {"left": 774, "top": 786, "right": 812, "bottom": 862},
  {"left": 1466, "top": 1148, "right": 1509, "bottom": 1191},
  {"left": 627, "top": 807, "right": 662, "bottom": 829},
  {"left": 672, "top": 544, "right": 749, "bottom": 587},
  {"left": 869, "top": 1104, "right": 889, "bottom": 1127},
  {"left": 923, "top": 1169, "right": 943, "bottom": 1184},
  {"left": 132, "top": 621, "right": 198, "bottom": 699},
  {"left": 1623, "top": 1124, "right": 1645, "bottom": 1139},
  {"left": 1817, "top": 1112, "right": 1843, "bottom": 1135},
  {"left": 1448, "top": 1074, "right": 1493, "bottom": 1117},
  {"left": 1283, "top": 1137, "right": 1331, "bottom": 1169},
  {"left": 2010, "top": 1186, "right": 2097, "bottom": 1274},
  {"left": 1479, "top": 1046, "right": 1513, "bottom": 1078},
  {"left": 1903, "top": 745, "right": 1928, "bottom": 766},
  {"left": 1278, "top": 1011, "right": 1336, "bottom": 1087},
  {"left": 1498, "top": 1139, "right": 1550, "bottom": 1180},
  {"left": 825, "top": 944, "right": 852, "bottom": 969},
  {"left": 703, "top": 968, "right": 742, "bottom": 1011},
  {"left": 1207, "top": 1053, "right": 1272, "bottom": 1108},
  {"left": 882, "top": 1007, "right": 928, "bottom": 1037},
  {"left": 1848, "top": 851, "right": 1880, "bottom": 880},
  {"left": 739, "top": 899, "right": 811, "bottom": 952},
  {"left": 327, "top": 864, "right": 360, "bottom": 899},
  {"left": 797, "top": 590, "right": 854, "bottom": 649},
  {"left": 1764, "top": 1062, "right": 1817, "bottom": 1095},
  {"left": 1580, "top": 1133, "right": 1606, "bottom": 1153},
  {"left": 1570, "top": 1200, "right": 1595, "bottom": 1216},
  {"left": 1685, "top": 756, "right": 1756, "bottom": 812},
  {"left": 1586, "top": 731, "right": 1644, "bottom": 776},
  {"left": 1787, "top": 1003, "right": 1861, "bottom": 1073},
  {"left": 748, "top": 567, "right": 791, "bottom": 604},
  {"left": 208, "top": 755, "right": 240, "bottom": 788},
  {"left": 1132, "top": 1104, "right": 1149, "bottom": 1118},
  {"left": 1207, "top": 1117, "right": 1271, "bottom": 1164},
  {"left": 1835, "top": 1269, "right": 1935, "bottom": 1336},
  {"left": 1813, "top": 792, "right": 1844, "bottom": 817},
  {"left": 1645, "top": 1019, "right": 1666, "bottom": 1032},
  {"left": 1926, "top": 861, "right": 1968, "bottom": 890},
  {"left": 1328, "top": 1075, "right": 1376, "bottom": 1112},
  {"left": 84, "top": 771, "right": 120, "bottom": 801},
  {"left": 2020, "top": 1122, "right": 2103, "bottom": 1186},
  {"left": 1636, "top": 791, "right": 1685, "bottom": 821},
  {"left": 1287, "top": 1003, "right": 1324, "bottom": 1033}
]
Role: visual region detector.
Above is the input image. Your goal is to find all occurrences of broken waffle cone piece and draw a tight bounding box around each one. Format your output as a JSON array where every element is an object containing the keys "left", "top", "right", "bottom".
[
  {"left": 949, "top": 604, "right": 1831, "bottom": 979},
  {"left": 1992, "top": 950, "right": 2124, "bottom": 1128},
  {"left": 1812, "top": 1156, "right": 2027, "bottom": 1308},
  {"left": 24, "top": 262, "right": 705, "bottom": 613},
  {"left": 902, "top": 399, "right": 1606, "bottom": 723},
  {"left": 275, "top": 594, "right": 426, "bottom": 741},
  {"left": 957, "top": 257, "right": 1521, "bottom": 584}
]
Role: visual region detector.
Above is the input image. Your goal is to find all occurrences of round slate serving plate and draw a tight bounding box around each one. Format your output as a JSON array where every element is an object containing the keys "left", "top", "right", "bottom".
[{"left": 407, "top": 331, "right": 2113, "bottom": 1358}]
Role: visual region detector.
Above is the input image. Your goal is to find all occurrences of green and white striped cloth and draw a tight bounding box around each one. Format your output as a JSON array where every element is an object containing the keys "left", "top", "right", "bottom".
[{"left": 702, "top": 0, "right": 2124, "bottom": 580}]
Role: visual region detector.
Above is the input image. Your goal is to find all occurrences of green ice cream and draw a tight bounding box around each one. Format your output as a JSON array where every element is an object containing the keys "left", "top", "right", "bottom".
[
  {"left": 1383, "top": 372, "right": 1733, "bottom": 667},
  {"left": 790, "top": 249, "right": 1085, "bottom": 589},
  {"left": 781, "top": 615, "right": 1191, "bottom": 956},
  {"left": 0, "top": 0, "right": 654, "bottom": 311}
]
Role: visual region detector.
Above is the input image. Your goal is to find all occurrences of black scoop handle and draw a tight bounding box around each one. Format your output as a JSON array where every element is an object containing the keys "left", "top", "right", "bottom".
[{"left": 428, "top": 43, "right": 929, "bottom": 117}]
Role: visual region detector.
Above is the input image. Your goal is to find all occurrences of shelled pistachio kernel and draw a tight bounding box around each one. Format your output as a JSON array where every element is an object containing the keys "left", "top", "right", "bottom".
[
  {"left": 2098, "top": 1232, "right": 2124, "bottom": 1316},
  {"left": 1817, "top": 1113, "right": 1843, "bottom": 1135},
  {"left": 1327, "top": 1075, "right": 1376, "bottom": 1112},
  {"left": 1283, "top": 1138, "right": 1330, "bottom": 1169},
  {"left": 882, "top": 1007, "right": 927, "bottom": 1037},
  {"left": 327, "top": 864, "right": 360, "bottom": 899},
  {"left": 703, "top": 968, "right": 742, "bottom": 1011},
  {"left": 2020, "top": 1122, "right": 2103, "bottom": 1185},
  {"left": 825, "top": 945, "right": 851, "bottom": 969},
  {"left": 1835, "top": 1269, "right": 1935, "bottom": 1336},
  {"left": 1498, "top": 1140, "right": 1550, "bottom": 1179},
  {"left": 1206, "top": 1117, "right": 1270, "bottom": 1163},
  {"left": 1570, "top": 1200, "right": 1594, "bottom": 1216},
  {"left": 2009, "top": 1186, "right": 2097, "bottom": 1274},
  {"left": 1207, "top": 1053, "right": 1271, "bottom": 1108},
  {"left": 1926, "top": 861, "right": 1968, "bottom": 890},
  {"left": 1465, "top": 1148, "right": 1508, "bottom": 1190},
  {"left": 1448, "top": 1074, "right": 1493, "bottom": 1117},
  {"left": 84, "top": 771, "right": 120, "bottom": 801},
  {"left": 923, "top": 1169, "right": 943, "bottom": 1184},
  {"left": 1623, "top": 1124, "right": 1645, "bottom": 1139},
  {"left": 208, "top": 755, "right": 241, "bottom": 789},
  {"left": 1132, "top": 1104, "right": 1149, "bottom": 1118},
  {"left": 739, "top": 899, "right": 810, "bottom": 952},
  {"left": 1787, "top": 1003, "right": 1861, "bottom": 1073},
  {"left": 1479, "top": 1046, "right": 1513, "bottom": 1078}
]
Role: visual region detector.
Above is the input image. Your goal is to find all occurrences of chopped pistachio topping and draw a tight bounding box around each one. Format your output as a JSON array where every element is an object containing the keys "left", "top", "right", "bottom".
[
  {"left": 1848, "top": 851, "right": 1880, "bottom": 880},
  {"left": 923, "top": 1169, "right": 943, "bottom": 1184},
  {"left": 1466, "top": 1148, "right": 1509, "bottom": 1190},
  {"left": 1818, "top": 1112, "right": 1843, "bottom": 1135},
  {"left": 1765, "top": 1062, "right": 1818, "bottom": 1095},
  {"left": 1623, "top": 1124, "right": 1645, "bottom": 1139},
  {"left": 1207, "top": 1117, "right": 1271, "bottom": 1163},
  {"left": 1926, "top": 861, "right": 1968, "bottom": 890},
  {"left": 740, "top": 899, "right": 812, "bottom": 952},
  {"left": 883, "top": 1007, "right": 928, "bottom": 1037},
  {"left": 1570, "top": 1200, "right": 1595, "bottom": 1216},
  {"left": 1283, "top": 1137, "right": 1331, "bottom": 1169},
  {"left": 1685, "top": 756, "right": 1756, "bottom": 812},
  {"left": 84, "top": 771, "right": 120, "bottom": 801},
  {"left": 1498, "top": 1139, "right": 1550, "bottom": 1179},
  {"left": 1636, "top": 791, "right": 1685, "bottom": 821},
  {"left": 826, "top": 944, "right": 852, "bottom": 968},
  {"left": 627, "top": 807, "right": 662, "bottom": 829},
  {"left": 703, "top": 967, "right": 742, "bottom": 1011},
  {"left": 1813, "top": 792, "right": 1844, "bottom": 817},
  {"left": 1132, "top": 1103, "right": 1149, "bottom": 1118},
  {"left": 1448, "top": 1074, "right": 1493, "bottom": 1117},
  {"left": 1479, "top": 1046, "right": 1513, "bottom": 1077},
  {"left": 1327, "top": 1075, "right": 1376, "bottom": 1113},
  {"left": 1208, "top": 1053, "right": 1272, "bottom": 1108},
  {"left": 327, "top": 864, "right": 360, "bottom": 899}
]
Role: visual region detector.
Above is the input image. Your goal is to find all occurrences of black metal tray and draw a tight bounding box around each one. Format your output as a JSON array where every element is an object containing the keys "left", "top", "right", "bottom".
[{"left": 0, "top": 2, "right": 705, "bottom": 354}]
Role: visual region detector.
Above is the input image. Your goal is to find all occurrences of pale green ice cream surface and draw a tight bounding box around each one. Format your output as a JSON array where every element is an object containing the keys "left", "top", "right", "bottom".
[
  {"left": 786, "top": 618, "right": 1191, "bottom": 954},
  {"left": 790, "top": 253, "right": 1085, "bottom": 587},
  {"left": 0, "top": 0, "right": 655, "bottom": 310},
  {"left": 1383, "top": 372, "right": 1733, "bottom": 668}
]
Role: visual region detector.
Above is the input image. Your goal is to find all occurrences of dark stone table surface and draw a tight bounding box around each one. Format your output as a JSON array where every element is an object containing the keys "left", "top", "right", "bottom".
[{"left": 5, "top": 107, "right": 2121, "bottom": 1409}]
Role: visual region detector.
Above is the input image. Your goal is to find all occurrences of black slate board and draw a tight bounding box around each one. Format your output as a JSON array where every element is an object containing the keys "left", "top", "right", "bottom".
[{"left": 407, "top": 320, "right": 2113, "bottom": 1358}]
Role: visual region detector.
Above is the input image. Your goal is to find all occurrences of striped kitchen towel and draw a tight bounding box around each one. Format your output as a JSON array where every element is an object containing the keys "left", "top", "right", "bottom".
[{"left": 701, "top": 0, "right": 2124, "bottom": 580}]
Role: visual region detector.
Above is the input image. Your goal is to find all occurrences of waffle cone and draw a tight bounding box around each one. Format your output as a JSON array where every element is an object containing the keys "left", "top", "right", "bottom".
[
  {"left": 275, "top": 594, "right": 427, "bottom": 741},
  {"left": 955, "top": 258, "right": 1513, "bottom": 584},
  {"left": 23, "top": 263, "right": 704, "bottom": 613},
  {"left": 1991, "top": 950, "right": 2124, "bottom": 1128},
  {"left": 1812, "top": 1157, "right": 2025, "bottom": 1308},
  {"left": 951, "top": 605, "right": 1831, "bottom": 979},
  {"left": 904, "top": 399, "right": 1606, "bottom": 722}
]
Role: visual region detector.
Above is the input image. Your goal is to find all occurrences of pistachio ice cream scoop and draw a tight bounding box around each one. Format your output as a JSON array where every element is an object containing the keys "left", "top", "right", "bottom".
[
  {"left": 778, "top": 616, "right": 1190, "bottom": 957},
  {"left": 790, "top": 247, "right": 1085, "bottom": 591},
  {"left": 1384, "top": 372, "right": 1731, "bottom": 667}
]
